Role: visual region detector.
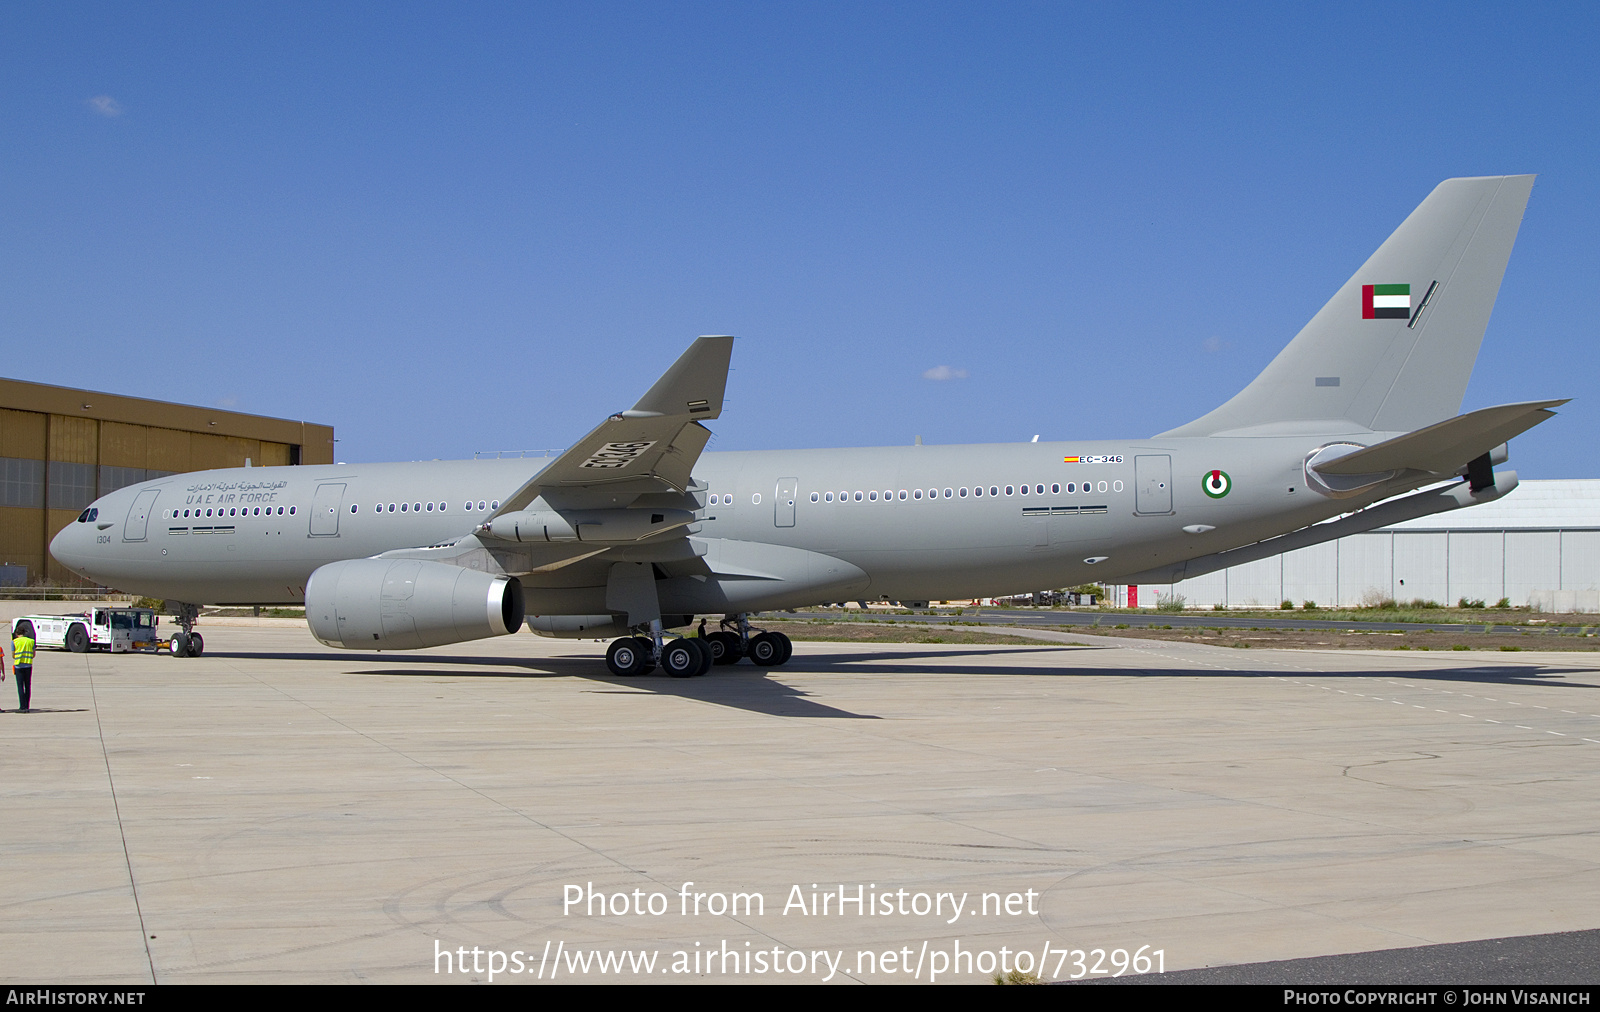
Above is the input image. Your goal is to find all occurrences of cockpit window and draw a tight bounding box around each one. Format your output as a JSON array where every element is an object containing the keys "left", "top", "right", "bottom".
[{"left": 77, "top": 508, "right": 99, "bottom": 523}]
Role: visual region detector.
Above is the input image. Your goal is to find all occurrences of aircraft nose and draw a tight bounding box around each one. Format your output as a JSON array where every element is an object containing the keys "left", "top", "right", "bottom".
[{"left": 50, "top": 510, "right": 95, "bottom": 573}]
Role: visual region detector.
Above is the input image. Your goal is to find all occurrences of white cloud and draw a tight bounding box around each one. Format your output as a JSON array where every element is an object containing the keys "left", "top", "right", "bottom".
[
  {"left": 215, "top": 395, "right": 239, "bottom": 409},
  {"left": 922, "top": 365, "right": 968, "bottom": 381},
  {"left": 87, "top": 95, "right": 123, "bottom": 117}
]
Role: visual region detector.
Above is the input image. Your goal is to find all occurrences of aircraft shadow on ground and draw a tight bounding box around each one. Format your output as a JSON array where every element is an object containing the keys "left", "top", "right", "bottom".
[
  {"left": 205, "top": 647, "right": 1599, "bottom": 719},
  {"left": 206, "top": 650, "right": 883, "bottom": 718}
]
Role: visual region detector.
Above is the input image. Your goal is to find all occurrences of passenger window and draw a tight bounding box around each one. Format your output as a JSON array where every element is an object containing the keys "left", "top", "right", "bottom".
[
  {"left": 990, "top": 486, "right": 999, "bottom": 497},
  {"left": 913, "top": 489, "right": 922, "bottom": 500},
  {"left": 1052, "top": 483, "right": 1060, "bottom": 494},
  {"left": 944, "top": 488, "right": 953, "bottom": 498},
  {"left": 1036, "top": 484, "right": 1044, "bottom": 494},
  {"left": 752, "top": 493, "right": 762, "bottom": 504},
  {"left": 1114, "top": 480, "right": 1124, "bottom": 492},
  {"left": 959, "top": 487, "right": 967, "bottom": 497},
  {"left": 400, "top": 503, "right": 408, "bottom": 512},
  {"left": 974, "top": 486, "right": 983, "bottom": 497},
  {"left": 810, "top": 492, "right": 819, "bottom": 502},
  {"left": 491, "top": 501, "right": 499, "bottom": 510},
  {"left": 869, "top": 491, "right": 878, "bottom": 501},
  {"left": 898, "top": 490, "right": 907, "bottom": 500},
  {"left": 854, "top": 491, "right": 863, "bottom": 501},
  {"left": 1098, "top": 481, "right": 1108, "bottom": 492},
  {"left": 289, "top": 506, "right": 296, "bottom": 515},
  {"left": 350, "top": 505, "right": 358, "bottom": 513},
  {"left": 478, "top": 501, "right": 487, "bottom": 510}
]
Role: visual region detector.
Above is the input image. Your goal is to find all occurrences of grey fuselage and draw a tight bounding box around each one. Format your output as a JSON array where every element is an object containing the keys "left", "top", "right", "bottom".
[{"left": 51, "top": 432, "right": 1398, "bottom": 610}]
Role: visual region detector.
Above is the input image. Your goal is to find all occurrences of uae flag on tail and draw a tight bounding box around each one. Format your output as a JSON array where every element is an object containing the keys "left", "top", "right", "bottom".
[{"left": 1362, "top": 283, "right": 1410, "bottom": 320}]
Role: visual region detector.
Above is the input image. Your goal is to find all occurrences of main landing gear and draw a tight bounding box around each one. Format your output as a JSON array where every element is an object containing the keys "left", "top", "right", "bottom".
[
  {"left": 603, "top": 615, "right": 791, "bottom": 677},
  {"left": 168, "top": 602, "right": 204, "bottom": 658}
]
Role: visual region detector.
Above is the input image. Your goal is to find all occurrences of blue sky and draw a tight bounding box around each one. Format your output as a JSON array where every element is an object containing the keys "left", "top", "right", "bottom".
[{"left": 2, "top": 3, "right": 1595, "bottom": 476}]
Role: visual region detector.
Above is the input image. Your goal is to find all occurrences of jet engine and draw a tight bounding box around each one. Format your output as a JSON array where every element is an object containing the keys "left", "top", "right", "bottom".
[{"left": 306, "top": 558, "right": 524, "bottom": 650}]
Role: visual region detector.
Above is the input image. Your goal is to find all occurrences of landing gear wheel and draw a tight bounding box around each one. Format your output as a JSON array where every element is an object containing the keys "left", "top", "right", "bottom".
[
  {"left": 688, "top": 638, "right": 713, "bottom": 676},
  {"left": 748, "top": 632, "right": 784, "bottom": 667},
  {"left": 171, "top": 632, "right": 190, "bottom": 658},
  {"left": 632, "top": 636, "right": 656, "bottom": 675},
  {"left": 67, "top": 624, "right": 90, "bottom": 653},
  {"left": 662, "top": 640, "right": 703, "bottom": 678},
  {"left": 706, "top": 631, "right": 743, "bottom": 665},
  {"left": 188, "top": 633, "right": 204, "bottom": 657},
  {"left": 773, "top": 631, "right": 793, "bottom": 665},
  {"left": 606, "top": 637, "right": 649, "bottom": 676}
]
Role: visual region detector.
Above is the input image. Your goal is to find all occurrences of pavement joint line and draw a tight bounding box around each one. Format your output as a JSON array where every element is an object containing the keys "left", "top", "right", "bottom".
[
  {"left": 85, "top": 652, "right": 157, "bottom": 985},
  {"left": 213, "top": 656, "right": 829, "bottom": 960},
  {"left": 1273, "top": 670, "right": 1600, "bottom": 743}
]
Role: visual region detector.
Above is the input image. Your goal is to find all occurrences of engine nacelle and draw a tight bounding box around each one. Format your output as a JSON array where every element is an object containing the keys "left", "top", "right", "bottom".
[
  {"left": 306, "top": 558, "right": 524, "bottom": 650},
  {"left": 482, "top": 508, "right": 695, "bottom": 543}
]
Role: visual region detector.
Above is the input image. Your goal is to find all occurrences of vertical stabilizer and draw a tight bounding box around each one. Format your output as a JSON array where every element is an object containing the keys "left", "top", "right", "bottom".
[{"left": 1160, "top": 175, "right": 1534, "bottom": 437}]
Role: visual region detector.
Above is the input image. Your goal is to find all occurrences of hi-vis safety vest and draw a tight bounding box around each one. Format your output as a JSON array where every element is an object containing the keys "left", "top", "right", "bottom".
[{"left": 12, "top": 635, "right": 34, "bottom": 667}]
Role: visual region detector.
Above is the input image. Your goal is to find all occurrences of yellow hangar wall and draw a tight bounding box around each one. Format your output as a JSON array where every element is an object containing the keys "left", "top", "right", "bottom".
[{"left": 0, "top": 377, "right": 334, "bottom": 587}]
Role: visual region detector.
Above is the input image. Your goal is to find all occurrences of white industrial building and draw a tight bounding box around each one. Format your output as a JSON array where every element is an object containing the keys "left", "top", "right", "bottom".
[{"left": 1115, "top": 479, "right": 1600, "bottom": 612}]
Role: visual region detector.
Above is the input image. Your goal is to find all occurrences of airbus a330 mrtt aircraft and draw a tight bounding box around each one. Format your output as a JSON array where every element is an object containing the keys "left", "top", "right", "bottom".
[{"left": 52, "top": 175, "right": 1563, "bottom": 677}]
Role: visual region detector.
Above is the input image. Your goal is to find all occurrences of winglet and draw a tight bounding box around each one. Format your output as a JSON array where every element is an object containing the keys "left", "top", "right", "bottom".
[
  {"left": 631, "top": 335, "right": 734, "bottom": 420},
  {"left": 490, "top": 336, "right": 736, "bottom": 516}
]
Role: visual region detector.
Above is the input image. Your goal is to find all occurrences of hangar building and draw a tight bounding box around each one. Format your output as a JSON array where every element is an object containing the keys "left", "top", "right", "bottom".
[
  {"left": 1118, "top": 479, "right": 1600, "bottom": 612},
  {"left": 0, "top": 378, "right": 334, "bottom": 587}
]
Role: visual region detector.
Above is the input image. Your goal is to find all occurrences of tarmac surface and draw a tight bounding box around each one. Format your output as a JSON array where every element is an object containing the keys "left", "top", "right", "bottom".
[{"left": 3, "top": 623, "right": 1599, "bottom": 984}]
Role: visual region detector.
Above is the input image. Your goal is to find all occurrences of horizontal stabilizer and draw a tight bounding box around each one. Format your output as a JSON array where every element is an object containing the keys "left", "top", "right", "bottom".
[
  {"left": 1313, "top": 399, "right": 1566, "bottom": 476},
  {"left": 1120, "top": 470, "right": 1519, "bottom": 586}
]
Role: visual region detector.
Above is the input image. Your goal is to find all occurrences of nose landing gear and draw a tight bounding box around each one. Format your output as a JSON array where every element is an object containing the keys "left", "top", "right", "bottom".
[{"left": 168, "top": 603, "right": 204, "bottom": 658}]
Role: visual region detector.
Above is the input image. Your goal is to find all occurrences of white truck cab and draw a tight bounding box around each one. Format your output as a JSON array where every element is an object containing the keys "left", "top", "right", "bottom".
[{"left": 13, "top": 607, "right": 163, "bottom": 653}]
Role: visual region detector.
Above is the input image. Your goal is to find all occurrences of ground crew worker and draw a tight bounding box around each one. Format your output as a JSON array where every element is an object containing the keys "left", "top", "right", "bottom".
[{"left": 11, "top": 620, "right": 35, "bottom": 713}]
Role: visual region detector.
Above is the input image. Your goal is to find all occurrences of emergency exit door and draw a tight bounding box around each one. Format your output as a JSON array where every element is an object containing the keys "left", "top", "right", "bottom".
[
  {"left": 122, "top": 489, "right": 161, "bottom": 542},
  {"left": 1134, "top": 455, "right": 1172, "bottom": 515},
  {"left": 774, "top": 478, "right": 798, "bottom": 527},
  {"left": 310, "top": 483, "right": 347, "bottom": 536}
]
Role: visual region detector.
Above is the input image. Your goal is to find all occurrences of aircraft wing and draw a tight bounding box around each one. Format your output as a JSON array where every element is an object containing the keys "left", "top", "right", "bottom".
[{"left": 493, "top": 336, "right": 734, "bottom": 513}]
